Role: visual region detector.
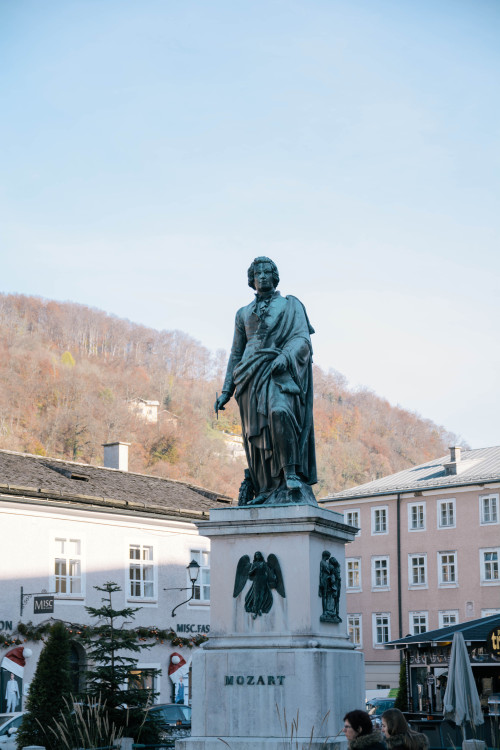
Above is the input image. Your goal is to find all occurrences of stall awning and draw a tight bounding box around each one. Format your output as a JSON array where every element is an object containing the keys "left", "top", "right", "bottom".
[{"left": 385, "top": 614, "right": 500, "bottom": 648}]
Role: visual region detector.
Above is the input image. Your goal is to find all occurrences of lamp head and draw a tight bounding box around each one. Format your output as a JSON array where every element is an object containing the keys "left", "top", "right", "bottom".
[{"left": 187, "top": 559, "right": 200, "bottom": 584}]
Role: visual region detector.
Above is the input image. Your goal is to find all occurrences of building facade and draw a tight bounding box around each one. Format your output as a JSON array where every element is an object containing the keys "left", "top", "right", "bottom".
[
  {"left": 320, "top": 446, "right": 500, "bottom": 690},
  {"left": 0, "top": 445, "right": 233, "bottom": 711}
]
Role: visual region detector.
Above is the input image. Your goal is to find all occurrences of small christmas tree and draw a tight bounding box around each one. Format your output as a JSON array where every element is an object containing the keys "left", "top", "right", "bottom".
[
  {"left": 394, "top": 657, "right": 408, "bottom": 712},
  {"left": 16, "top": 620, "right": 72, "bottom": 750},
  {"left": 81, "top": 581, "right": 161, "bottom": 743}
]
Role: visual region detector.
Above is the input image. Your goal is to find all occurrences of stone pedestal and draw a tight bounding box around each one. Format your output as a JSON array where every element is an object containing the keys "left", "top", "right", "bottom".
[{"left": 178, "top": 505, "right": 364, "bottom": 750}]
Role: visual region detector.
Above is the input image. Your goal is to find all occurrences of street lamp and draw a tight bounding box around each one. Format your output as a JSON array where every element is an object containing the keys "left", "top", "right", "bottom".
[{"left": 170, "top": 559, "right": 200, "bottom": 618}]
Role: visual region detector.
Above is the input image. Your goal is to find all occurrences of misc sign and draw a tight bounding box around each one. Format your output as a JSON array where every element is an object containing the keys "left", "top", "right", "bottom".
[
  {"left": 487, "top": 626, "right": 500, "bottom": 657},
  {"left": 176, "top": 623, "right": 209, "bottom": 634},
  {"left": 34, "top": 595, "right": 54, "bottom": 614}
]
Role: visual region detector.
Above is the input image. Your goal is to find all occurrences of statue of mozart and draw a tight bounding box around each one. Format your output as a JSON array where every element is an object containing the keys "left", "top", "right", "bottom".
[{"left": 215, "top": 257, "right": 317, "bottom": 506}]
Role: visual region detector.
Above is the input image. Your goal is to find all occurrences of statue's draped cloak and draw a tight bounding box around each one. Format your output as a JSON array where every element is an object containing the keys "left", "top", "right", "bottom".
[{"left": 223, "top": 293, "right": 317, "bottom": 498}]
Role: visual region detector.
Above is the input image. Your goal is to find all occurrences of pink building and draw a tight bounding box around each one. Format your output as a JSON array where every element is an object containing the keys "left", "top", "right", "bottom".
[{"left": 319, "top": 446, "right": 500, "bottom": 690}]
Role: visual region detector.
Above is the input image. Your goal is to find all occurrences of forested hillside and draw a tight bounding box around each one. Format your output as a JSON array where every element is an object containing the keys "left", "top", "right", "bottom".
[{"left": 0, "top": 293, "right": 457, "bottom": 498}]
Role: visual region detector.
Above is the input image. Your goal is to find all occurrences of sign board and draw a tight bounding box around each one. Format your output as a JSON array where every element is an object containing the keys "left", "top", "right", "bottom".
[
  {"left": 34, "top": 595, "right": 54, "bottom": 614},
  {"left": 487, "top": 626, "right": 500, "bottom": 657}
]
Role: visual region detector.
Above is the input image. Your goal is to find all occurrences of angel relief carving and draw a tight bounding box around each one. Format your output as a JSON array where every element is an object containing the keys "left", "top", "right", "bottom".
[{"left": 233, "top": 552, "right": 285, "bottom": 618}]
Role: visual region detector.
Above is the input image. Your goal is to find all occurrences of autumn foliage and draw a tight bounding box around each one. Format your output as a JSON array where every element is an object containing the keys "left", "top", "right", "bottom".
[{"left": 0, "top": 293, "right": 457, "bottom": 498}]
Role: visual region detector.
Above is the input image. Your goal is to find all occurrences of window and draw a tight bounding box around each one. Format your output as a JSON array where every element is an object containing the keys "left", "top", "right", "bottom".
[
  {"left": 129, "top": 544, "right": 155, "bottom": 599},
  {"left": 346, "top": 558, "right": 361, "bottom": 590},
  {"left": 348, "top": 614, "right": 362, "bottom": 647},
  {"left": 410, "top": 611, "right": 428, "bottom": 635},
  {"left": 439, "top": 610, "right": 459, "bottom": 628},
  {"left": 480, "top": 494, "right": 499, "bottom": 525},
  {"left": 438, "top": 551, "right": 457, "bottom": 586},
  {"left": 371, "top": 506, "right": 388, "bottom": 535},
  {"left": 409, "top": 554, "right": 427, "bottom": 587},
  {"left": 129, "top": 667, "right": 158, "bottom": 701},
  {"left": 344, "top": 509, "right": 361, "bottom": 535},
  {"left": 372, "top": 557, "right": 389, "bottom": 589},
  {"left": 373, "top": 613, "right": 391, "bottom": 646},
  {"left": 54, "top": 537, "right": 82, "bottom": 595},
  {"left": 480, "top": 548, "right": 499, "bottom": 584},
  {"left": 481, "top": 608, "right": 500, "bottom": 617},
  {"left": 438, "top": 499, "right": 456, "bottom": 528},
  {"left": 190, "top": 549, "right": 210, "bottom": 602},
  {"left": 408, "top": 502, "right": 426, "bottom": 531}
]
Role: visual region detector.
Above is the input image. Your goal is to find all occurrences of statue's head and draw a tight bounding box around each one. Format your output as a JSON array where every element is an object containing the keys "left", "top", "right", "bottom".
[
  {"left": 322, "top": 550, "right": 331, "bottom": 560},
  {"left": 247, "top": 257, "right": 280, "bottom": 290},
  {"left": 254, "top": 551, "right": 264, "bottom": 562}
]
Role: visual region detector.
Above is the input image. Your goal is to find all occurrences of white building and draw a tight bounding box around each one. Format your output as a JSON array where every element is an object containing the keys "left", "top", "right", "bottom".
[{"left": 0, "top": 444, "right": 234, "bottom": 710}]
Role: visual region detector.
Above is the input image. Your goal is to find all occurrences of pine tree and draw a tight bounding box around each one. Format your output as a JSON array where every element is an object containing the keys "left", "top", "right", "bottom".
[
  {"left": 81, "top": 581, "right": 161, "bottom": 743},
  {"left": 394, "top": 657, "right": 408, "bottom": 712},
  {"left": 16, "top": 620, "right": 73, "bottom": 750}
]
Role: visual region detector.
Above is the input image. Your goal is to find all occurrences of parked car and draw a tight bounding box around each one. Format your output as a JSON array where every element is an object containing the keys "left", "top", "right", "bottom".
[
  {"left": 366, "top": 697, "right": 395, "bottom": 727},
  {"left": 146, "top": 703, "right": 192, "bottom": 731},
  {"left": 0, "top": 712, "right": 26, "bottom": 750}
]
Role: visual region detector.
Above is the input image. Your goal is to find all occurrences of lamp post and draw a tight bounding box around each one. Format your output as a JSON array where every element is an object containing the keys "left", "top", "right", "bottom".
[{"left": 170, "top": 560, "right": 200, "bottom": 618}]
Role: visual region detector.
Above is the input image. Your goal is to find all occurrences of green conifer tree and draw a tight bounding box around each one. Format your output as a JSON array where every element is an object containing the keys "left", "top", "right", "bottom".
[
  {"left": 81, "top": 581, "right": 161, "bottom": 744},
  {"left": 394, "top": 657, "right": 408, "bottom": 712},
  {"left": 16, "top": 620, "right": 72, "bottom": 750}
]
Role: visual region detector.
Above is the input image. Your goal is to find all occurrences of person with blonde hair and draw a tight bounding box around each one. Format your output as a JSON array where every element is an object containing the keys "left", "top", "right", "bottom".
[{"left": 381, "top": 708, "right": 429, "bottom": 750}]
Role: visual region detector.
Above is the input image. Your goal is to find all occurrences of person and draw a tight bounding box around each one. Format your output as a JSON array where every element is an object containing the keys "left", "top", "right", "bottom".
[
  {"left": 5, "top": 673, "right": 20, "bottom": 712},
  {"left": 215, "top": 257, "right": 317, "bottom": 505},
  {"left": 381, "top": 708, "right": 429, "bottom": 750},
  {"left": 176, "top": 675, "right": 185, "bottom": 704},
  {"left": 343, "top": 710, "right": 386, "bottom": 750}
]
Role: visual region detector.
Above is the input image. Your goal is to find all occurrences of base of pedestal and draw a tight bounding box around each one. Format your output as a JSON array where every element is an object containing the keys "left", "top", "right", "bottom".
[
  {"left": 183, "top": 505, "right": 364, "bottom": 750},
  {"left": 185, "top": 646, "right": 362, "bottom": 745},
  {"left": 178, "top": 737, "right": 346, "bottom": 750}
]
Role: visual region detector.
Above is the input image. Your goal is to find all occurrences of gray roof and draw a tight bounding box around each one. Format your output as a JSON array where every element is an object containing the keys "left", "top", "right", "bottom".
[
  {"left": 386, "top": 614, "right": 500, "bottom": 647},
  {"left": 0, "top": 448, "right": 234, "bottom": 518},
  {"left": 319, "top": 446, "right": 500, "bottom": 502}
]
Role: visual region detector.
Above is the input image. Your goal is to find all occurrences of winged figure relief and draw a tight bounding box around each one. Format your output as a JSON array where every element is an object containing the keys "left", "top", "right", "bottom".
[{"left": 233, "top": 552, "right": 286, "bottom": 619}]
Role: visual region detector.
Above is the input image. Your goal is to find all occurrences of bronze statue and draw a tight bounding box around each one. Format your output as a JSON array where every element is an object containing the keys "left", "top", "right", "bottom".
[
  {"left": 233, "top": 552, "right": 285, "bottom": 618},
  {"left": 215, "top": 257, "right": 317, "bottom": 505},
  {"left": 319, "top": 550, "right": 341, "bottom": 623}
]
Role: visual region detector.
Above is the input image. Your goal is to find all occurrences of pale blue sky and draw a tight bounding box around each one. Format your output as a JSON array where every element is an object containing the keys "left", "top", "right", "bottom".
[{"left": 1, "top": 0, "right": 499, "bottom": 448}]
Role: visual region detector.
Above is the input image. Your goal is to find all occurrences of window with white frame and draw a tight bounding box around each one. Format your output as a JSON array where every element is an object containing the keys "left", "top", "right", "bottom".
[
  {"left": 409, "top": 554, "right": 427, "bottom": 587},
  {"left": 346, "top": 558, "right": 361, "bottom": 590},
  {"left": 438, "top": 499, "right": 456, "bottom": 528},
  {"left": 371, "top": 506, "right": 388, "bottom": 535},
  {"left": 438, "top": 551, "right": 457, "bottom": 585},
  {"left": 480, "top": 494, "right": 499, "bottom": 525},
  {"left": 128, "top": 667, "right": 158, "bottom": 699},
  {"left": 373, "top": 613, "right": 391, "bottom": 646},
  {"left": 344, "top": 509, "right": 361, "bottom": 535},
  {"left": 54, "top": 537, "right": 82, "bottom": 595},
  {"left": 129, "top": 544, "right": 155, "bottom": 599},
  {"left": 408, "top": 502, "right": 426, "bottom": 531},
  {"left": 348, "top": 614, "right": 362, "bottom": 647},
  {"left": 410, "top": 611, "right": 428, "bottom": 635},
  {"left": 372, "top": 557, "right": 390, "bottom": 589},
  {"left": 481, "top": 608, "right": 500, "bottom": 616},
  {"left": 439, "top": 610, "right": 459, "bottom": 628},
  {"left": 190, "top": 549, "right": 210, "bottom": 602},
  {"left": 480, "top": 548, "right": 499, "bottom": 583}
]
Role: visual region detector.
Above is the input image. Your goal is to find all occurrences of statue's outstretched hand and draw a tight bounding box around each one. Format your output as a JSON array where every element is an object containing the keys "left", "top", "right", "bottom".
[{"left": 215, "top": 392, "right": 231, "bottom": 413}]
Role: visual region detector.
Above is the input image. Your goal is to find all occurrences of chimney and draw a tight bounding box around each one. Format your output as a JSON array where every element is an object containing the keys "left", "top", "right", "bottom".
[
  {"left": 103, "top": 442, "right": 130, "bottom": 471},
  {"left": 444, "top": 445, "right": 462, "bottom": 475}
]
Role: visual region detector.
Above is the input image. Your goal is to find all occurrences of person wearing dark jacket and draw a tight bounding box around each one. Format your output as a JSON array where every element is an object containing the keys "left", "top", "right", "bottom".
[
  {"left": 343, "top": 710, "right": 386, "bottom": 750},
  {"left": 381, "top": 708, "right": 429, "bottom": 750}
]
